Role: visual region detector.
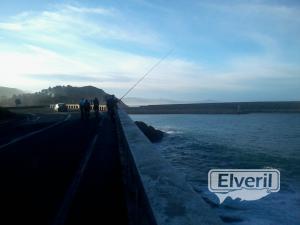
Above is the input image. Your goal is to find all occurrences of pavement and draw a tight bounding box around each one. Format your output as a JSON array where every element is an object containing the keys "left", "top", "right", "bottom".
[{"left": 0, "top": 109, "right": 128, "bottom": 225}]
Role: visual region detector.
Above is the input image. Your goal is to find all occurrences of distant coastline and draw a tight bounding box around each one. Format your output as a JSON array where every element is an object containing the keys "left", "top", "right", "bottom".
[{"left": 124, "top": 101, "right": 300, "bottom": 114}]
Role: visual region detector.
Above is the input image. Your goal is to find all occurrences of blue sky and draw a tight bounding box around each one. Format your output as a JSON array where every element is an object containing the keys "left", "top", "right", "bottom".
[{"left": 0, "top": 0, "right": 299, "bottom": 102}]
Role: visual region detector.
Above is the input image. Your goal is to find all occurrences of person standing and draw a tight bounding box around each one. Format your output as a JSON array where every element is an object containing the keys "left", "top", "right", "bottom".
[
  {"left": 106, "top": 95, "right": 118, "bottom": 120},
  {"left": 93, "top": 97, "right": 100, "bottom": 119},
  {"left": 84, "top": 99, "right": 91, "bottom": 120},
  {"left": 79, "top": 98, "right": 85, "bottom": 120}
]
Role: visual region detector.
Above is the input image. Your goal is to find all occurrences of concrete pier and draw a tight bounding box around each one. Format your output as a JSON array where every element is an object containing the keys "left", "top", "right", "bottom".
[
  {"left": 0, "top": 108, "right": 223, "bottom": 225},
  {"left": 116, "top": 108, "right": 223, "bottom": 225}
]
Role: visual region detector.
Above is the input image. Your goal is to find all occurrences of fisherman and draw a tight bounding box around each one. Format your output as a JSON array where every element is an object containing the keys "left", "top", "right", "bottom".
[
  {"left": 106, "top": 95, "right": 118, "bottom": 119},
  {"left": 79, "top": 98, "right": 85, "bottom": 120},
  {"left": 93, "top": 97, "right": 100, "bottom": 119},
  {"left": 84, "top": 99, "right": 91, "bottom": 120}
]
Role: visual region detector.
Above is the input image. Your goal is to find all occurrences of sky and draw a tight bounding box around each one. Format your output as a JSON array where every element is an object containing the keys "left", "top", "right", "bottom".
[{"left": 0, "top": 0, "right": 299, "bottom": 102}]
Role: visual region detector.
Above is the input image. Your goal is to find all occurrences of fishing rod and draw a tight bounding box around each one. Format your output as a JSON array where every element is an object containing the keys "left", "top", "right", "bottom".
[{"left": 119, "top": 49, "right": 174, "bottom": 101}]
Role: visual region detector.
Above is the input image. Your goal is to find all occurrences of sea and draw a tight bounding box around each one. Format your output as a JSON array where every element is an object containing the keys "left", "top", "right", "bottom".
[{"left": 130, "top": 113, "right": 300, "bottom": 225}]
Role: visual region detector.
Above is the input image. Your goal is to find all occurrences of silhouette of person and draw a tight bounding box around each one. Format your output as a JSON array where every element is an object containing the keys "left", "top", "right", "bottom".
[
  {"left": 84, "top": 99, "right": 91, "bottom": 120},
  {"left": 106, "top": 95, "right": 118, "bottom": 119},
  {"left": 79, "top": 98, "right": 85, "bottom": 120},
  {"left": 93, "top": 97, "right": 100, "bottom": 119}
]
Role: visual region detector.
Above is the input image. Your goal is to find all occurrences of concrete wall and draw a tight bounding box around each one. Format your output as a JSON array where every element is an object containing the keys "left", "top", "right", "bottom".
[{"left": 115, "top": 108, "right": 224, "bottom": 225}]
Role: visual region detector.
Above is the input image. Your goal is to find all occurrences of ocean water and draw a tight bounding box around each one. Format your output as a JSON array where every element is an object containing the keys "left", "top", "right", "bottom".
[{"left": 130, "top": 113, "right": 300, "bottom": 225}]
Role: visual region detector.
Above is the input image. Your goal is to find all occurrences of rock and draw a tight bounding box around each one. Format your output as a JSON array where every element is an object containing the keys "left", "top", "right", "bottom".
[{"left": 135, "top": 121, "right": 165, "bottom": 142}]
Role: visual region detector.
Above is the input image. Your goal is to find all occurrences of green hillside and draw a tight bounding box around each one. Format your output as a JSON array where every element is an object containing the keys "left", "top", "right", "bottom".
[{"left": 0, "top": 85, "right": 111, "bottom": 106}]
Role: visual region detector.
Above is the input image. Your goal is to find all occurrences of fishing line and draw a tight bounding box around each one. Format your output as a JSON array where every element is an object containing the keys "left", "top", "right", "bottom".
[{"left": 119, "top": 49, "right": 173, "bottom": 101}]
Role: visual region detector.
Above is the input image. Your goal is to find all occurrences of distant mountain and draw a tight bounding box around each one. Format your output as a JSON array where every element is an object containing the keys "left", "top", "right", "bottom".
[
  {"left": 0, "top": 86, "right": 24, "bottom": 98},
  {"left": 122, "top": 97, "right": 217, "bottom": 106},
  {"left": 123, "top": 97, "right": 182, "bottom": 106},
  {"left": 0, "top": 85, "right": 111, "bottom": 106}
]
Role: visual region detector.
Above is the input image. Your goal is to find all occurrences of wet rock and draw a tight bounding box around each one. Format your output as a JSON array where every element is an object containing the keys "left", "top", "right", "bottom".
[
  {"left": 135, "top": 121, "right": 164, "bottom": 143},
  {"left": 220, "top": 215, "right": 243, "bottom": 223}
]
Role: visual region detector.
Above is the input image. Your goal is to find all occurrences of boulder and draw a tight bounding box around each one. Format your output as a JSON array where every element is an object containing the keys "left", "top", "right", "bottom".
[{"left": 135, "top": 121, "right": 164, "bottom": 143}]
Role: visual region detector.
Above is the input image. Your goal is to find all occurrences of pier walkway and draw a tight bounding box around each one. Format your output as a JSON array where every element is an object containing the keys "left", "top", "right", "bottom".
[{"left": 0, "top": 112, "right": 127, "bottom": 225}]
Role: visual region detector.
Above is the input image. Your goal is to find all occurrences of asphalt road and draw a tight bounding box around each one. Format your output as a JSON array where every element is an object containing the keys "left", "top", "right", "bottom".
[
  {"left": 0, "top": 110, "right": 128, "bottom": 225},
  {"left": 0, "top": 110, "right": 68, "bottom": 147}
]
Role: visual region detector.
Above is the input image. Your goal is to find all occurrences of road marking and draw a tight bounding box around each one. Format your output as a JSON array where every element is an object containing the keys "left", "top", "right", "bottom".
[
  {"left": 52, "top": 118, "right": 104, "bottom": 225},
  {"left": 0, "top": 114, "right": 72, "bottom": 151},
  {"left": 0, "top": 120, "right": 17, "bottom": 128},
  {"left": 26, "top": 113, "right": 36, "bottom": 121},
  {"left": 32, "top": 116, "right": 41, "bottom": 122}
]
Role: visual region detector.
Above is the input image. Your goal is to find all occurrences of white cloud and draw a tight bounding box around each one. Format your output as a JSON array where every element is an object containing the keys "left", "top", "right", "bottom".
[
  {"left": 62, "top": 5, "right": 115, "bottom": 15},
  {"left": 0, "top": 39, "right": 299, "bottom": 96},
  {"left": 201, "top": 2, "right": 300, "bottom": 22},
  {"left": 0, "top": 4, "right": 163, "bottom": 47}
]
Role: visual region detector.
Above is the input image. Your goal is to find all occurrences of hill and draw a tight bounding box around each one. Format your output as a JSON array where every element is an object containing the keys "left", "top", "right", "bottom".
[
  {"left": 122, "top": 97, "right": 181, "bottom": 106},
  {"left": 0, "top": 86, "right": 24, "bottom": 98},
  {"left": 0, "top": 85, "right": 111, "bottom": 106},
  {"left": 122, "top": 97, "right": 218, "bottom": 106}
]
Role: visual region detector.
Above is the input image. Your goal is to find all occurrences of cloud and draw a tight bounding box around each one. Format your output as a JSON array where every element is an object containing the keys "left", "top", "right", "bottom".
[
  {"left": 26, "top": 74, "right": 103, "bottom": 82},
  {"left": 62, "top": 5, "right": 115, "bottom": 15},
  {"left": 0, "top": 4, "right": 163, "bottom": 48},
  {"left": 26, "top": 73, "right": 134, "bottom": 83},
  {"left": 0, "top": 38, "right": 299, "bottom": 98},
  {"left": 194, "top": 1, "right": 300, "bottom": 52},
  {"left": 200, "top": 1, "right": 300, "bottom": 21}
]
